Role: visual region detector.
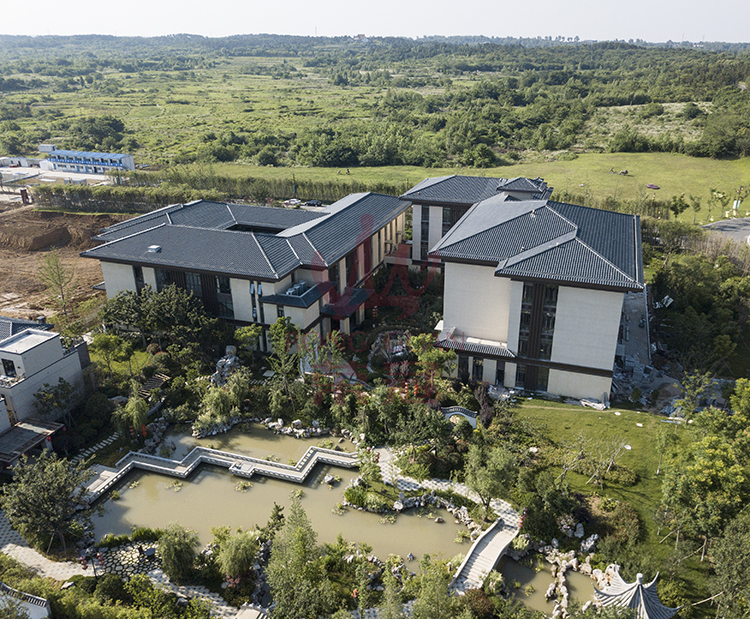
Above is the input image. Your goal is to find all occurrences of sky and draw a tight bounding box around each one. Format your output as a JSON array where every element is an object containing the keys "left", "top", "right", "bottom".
[{"left": 3, "top": 0, "right": 749, "bottom": 43}]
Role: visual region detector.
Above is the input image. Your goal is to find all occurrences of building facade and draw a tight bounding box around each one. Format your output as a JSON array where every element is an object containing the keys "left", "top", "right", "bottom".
[
  {"left": 0, "top": 319, "right": 88, "bottom": 433},
  {"left": 82, "top": 194, "right": 409, "bottom": 348},
  {"left": 40, "top": 149, "right": 135, "bottom": 173},
  {"left": 400, "top": 175, "right": 551, "bottom": 263},
  {"left": 431, "top": 195, "right": 643, "bottom": 401}
]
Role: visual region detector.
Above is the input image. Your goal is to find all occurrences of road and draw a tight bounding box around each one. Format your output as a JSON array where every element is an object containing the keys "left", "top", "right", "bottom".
[{"left": 703, "top": 218, "right": 750, "bottom": 245}]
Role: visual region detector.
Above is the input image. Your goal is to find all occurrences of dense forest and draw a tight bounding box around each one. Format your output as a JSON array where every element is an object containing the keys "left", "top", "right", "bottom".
[{"left": 0, "top": 34, "right": 749, "bottom": 167}]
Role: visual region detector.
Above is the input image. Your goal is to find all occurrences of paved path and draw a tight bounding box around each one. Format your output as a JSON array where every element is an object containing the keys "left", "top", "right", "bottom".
[{"left": 0, "top": 513, "right": 86, "bottom": 580}]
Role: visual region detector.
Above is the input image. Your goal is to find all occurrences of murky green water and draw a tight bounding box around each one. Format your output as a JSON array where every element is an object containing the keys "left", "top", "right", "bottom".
[
  {"left": 496, "top": 556, "right": 597, "bottom": 615},
  {"left": 93, "top": 426, "right": 467, "bottom": 566}
]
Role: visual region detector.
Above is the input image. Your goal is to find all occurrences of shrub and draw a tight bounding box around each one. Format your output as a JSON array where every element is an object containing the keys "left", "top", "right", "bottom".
[
  {"left": 364, "top": 492, "right": 389, "bottom": 512},
  {"left": 95, "top": 573, "right": 129, "bottom": 604},
  {"left": 344, "top": 485, "right": 367, "bottom": 508},
  {"left": 217, "top": 529, "right": 260, "bottom": 579},
  {"left": 158, "top": 522, "right": 199, "bottom": 582}
]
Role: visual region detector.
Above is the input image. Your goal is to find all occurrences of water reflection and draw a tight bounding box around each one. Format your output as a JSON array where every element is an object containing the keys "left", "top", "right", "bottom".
[{"left": 94, "top": 426, "right": 465, "bottom": 567}]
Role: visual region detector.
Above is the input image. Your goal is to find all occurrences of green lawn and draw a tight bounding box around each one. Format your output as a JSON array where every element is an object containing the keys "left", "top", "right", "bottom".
[
  {"left": 213, "top": 152, "right": 750, "bottom": 222},
  {"left": 515, "top": 398, "right": 711, "bottom": 604}
]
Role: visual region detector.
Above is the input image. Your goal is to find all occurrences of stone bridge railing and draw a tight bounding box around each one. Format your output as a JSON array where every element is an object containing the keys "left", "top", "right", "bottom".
[
  {"left": 84, "top": 445, "right": 359, "bottom": 503},
  {"left": 441, "top": 406, "right": 479, "bottom": 429}
]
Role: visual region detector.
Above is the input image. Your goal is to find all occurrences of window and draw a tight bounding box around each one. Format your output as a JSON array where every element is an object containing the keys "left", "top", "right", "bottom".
[
  {"left": 421, "top": 241, "right": 430, "bottom": 261},
  {"left": 420, "top": 207, "right": 430, "bottom": 251},
  {"left": 2, "top": 358, "right": 16, "bottom": 377},
  {"left": 133, "top": 266, "right": 144, "bottom": 291},
  {"left": 515, "top": 364, "right": 526, "bottom": 389},
  {"left": 537, "top": 367, "right": 550, "bottom": 392},
  {"left": 216, "top": 276, "right": 233, "bottom": 319},
  {"left": 155, "top": 268, "right": 171, "bottom": 292},
  {"left": 472, "top": 358, "right": 484, "bottom": 382},
  {"left": 458, "top": 355, "right": 469, "bottom": 382},
  {"left": 185, "top": 272, "right": 202, "bottom": 297},
  {"left": 216, "top": 277, "right": 231, "bottom": 295},
  {"left": 495, "top": 361, "right": 505, "bottom": 386},
  {"left": 442, "top": 207, "right": 454, "bottom": 236},
  {"left": 539, "top": 285, "right": 558, "bottom": 360},
  {"left": 277, "top": 306, "right": 285, "bottom": 319}
]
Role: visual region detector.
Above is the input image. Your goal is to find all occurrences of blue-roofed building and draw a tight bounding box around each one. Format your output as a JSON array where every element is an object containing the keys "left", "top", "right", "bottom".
[
  {"left": 399, "top": 175, "right": 552, "bottom": 263},
  {"left": 40, "top": 149, "right": 135, "bottom": 174},
  {"left": 81, "top": 195, "right": 409, "bottom": 348},
  {"left": 431, "top": 195, "right": 643, "bottom": 400}
]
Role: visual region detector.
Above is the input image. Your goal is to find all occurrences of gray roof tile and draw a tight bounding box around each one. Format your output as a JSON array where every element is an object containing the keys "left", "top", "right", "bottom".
[
  {"left": 400, "top": 175, "right": 550, "bottom": 205},
  {"left": 0, "top": 316, "right": 52, "bottom": 341},
  {"left": 431, "top": 198, "right": 643, "bottom": 291},
  {"left": 83, "top": 194, "right": 408, "bottom": 281}
]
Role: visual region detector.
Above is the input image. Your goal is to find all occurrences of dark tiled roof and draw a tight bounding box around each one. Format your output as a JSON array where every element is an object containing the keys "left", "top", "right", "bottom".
[
  {"left": 431, "top": 198, "right": 643, "bottom": 291},
  {"left": 0, "top": 316, "right": 52, "bottom": 341},
  {"left": 260, "top": 283, "right": 331, "bottom": 308},
  {"left": 83, "top": 224, "right": 282, "bottom": 279},
  {"left": 435, "top": 336, "right": 516, "bottom": 359},
  {"left": 285, "top": 193, "right": 406, "bottom": 266},
  {"left": 400, "top": 175, "right": 551, "bottom": 205},
  {"left": 321, "top": 287, "right": 371, "bottom": 318},
  {"left": 400, "top": 175, "right": 505, "bottom": 205},
  {"left": 94, "top": 201, "right": 323, "bottom": 242},
  {"left": 83, "top": 194, "right": 408, "bottom": 281}
]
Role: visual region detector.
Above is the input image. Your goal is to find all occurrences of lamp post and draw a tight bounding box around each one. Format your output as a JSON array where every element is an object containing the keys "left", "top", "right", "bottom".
[{"left": 79, "top": 550, "right": 103, "bottom": 581}]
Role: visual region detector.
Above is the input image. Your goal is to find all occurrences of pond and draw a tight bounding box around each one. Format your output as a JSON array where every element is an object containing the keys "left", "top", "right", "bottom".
[
  {"left": 496, "top": 556, "right": 597, "bottom": 615},
  {"left": 93, "top": 424, "right": 468, "bottom": 566}
]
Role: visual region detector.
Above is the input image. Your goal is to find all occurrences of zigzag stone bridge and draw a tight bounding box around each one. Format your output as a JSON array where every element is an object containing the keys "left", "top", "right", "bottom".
[{"left": 83, "top": 445, "right": 359, "bottom": 502}]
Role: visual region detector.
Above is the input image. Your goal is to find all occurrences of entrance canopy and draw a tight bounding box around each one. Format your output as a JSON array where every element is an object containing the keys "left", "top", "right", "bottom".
[{"left": 0, "top": 419, "right": 62, "bottom": 465}]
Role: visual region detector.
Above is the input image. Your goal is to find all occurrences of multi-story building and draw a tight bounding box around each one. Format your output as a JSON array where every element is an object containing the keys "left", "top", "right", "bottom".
[
  {"left": 81, "top": 194, "right": 409, "bottom": 349},
  {"left": 40, "top": 149, "right": 135, "bottom": 174},
  {"left": 400, "top": 175, "right": 551, "bottom": 263},
  {"left": 431, "top": 194, "right": 643, "bottom": 401}
]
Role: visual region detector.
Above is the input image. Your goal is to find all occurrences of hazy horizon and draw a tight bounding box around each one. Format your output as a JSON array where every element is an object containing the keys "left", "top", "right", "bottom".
[{"left": 3, "top": 0, "right": 748, "bottom": 44}]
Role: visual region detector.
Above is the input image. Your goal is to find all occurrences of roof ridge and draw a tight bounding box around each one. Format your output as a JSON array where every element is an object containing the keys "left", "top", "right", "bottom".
[
  {"left": 435, "top": 200, "right": 547, "bottom": 252},
  {"left": 501, "top": 226, "right": 579, "bottom": 269},
  {"left": 572, "top": 238, "right": 640, "bottom": 284},
  {"left": 93, "top": 222, "right": 169, "bottom": 249},
  {"left": 253, "top": 234, "right": 278, "bottom": 279},
  {"left": 226, "top": 203, "right": 237, "bottom": 226}
]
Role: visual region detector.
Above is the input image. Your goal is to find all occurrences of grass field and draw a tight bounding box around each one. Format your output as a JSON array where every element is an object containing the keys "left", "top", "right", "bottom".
[
  {"left": 213, "top": 152, "right": 750, "bottom": 221},
  {"left": 516, "top": 398, "right": 709, "bottom": 602}
]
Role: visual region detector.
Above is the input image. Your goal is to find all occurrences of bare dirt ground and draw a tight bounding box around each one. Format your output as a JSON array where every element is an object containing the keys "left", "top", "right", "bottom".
[{"left": 0, "top": 193, "right": 125, "bottom": 320}]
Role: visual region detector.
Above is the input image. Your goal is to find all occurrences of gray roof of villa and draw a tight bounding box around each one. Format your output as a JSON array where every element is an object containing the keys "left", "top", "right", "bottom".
[
  {"left": 0, "top": 316, "right": 52, "bottom": 342},
  {"left": 399, "top": 175, "right": 551, "bottom": 206},
  {"left": 93, "top": 201, "right": 324, "bottom": 242},
  {"left": 595, "top": 568, "right": 679, "bottom": 619},
  {"left": 430, "top": 196, "right": 643, "bottom": 291},
  {"left": 82, "top": 194, "right": 408, "bottom": 281}
]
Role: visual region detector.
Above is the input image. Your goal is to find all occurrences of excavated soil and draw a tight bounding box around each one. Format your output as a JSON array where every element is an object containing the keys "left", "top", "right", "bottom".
[{"left": 0, "top": 198, "right": 126, "bottom": 320}]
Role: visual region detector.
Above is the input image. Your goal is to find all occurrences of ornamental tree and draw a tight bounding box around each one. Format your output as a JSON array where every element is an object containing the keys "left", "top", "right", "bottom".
[{"left": 0, "top": 452, "right": 93, "bottom": 553}]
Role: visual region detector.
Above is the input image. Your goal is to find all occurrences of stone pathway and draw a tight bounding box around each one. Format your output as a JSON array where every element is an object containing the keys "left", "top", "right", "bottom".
[
  {"left": 70, "top": 431, "right": 120, "bottom": 466},
  {"left": 0, "top": 512, "right": 86, "bottom": 580},
  {"left": 0, "top": 513, "right": 237, "bottom": 616},
  {"left": 375, "top": 446, "right": 520, "bottom": 527},
  {"left": 148, "top": 568, "right": 239, "bottom": 618}
]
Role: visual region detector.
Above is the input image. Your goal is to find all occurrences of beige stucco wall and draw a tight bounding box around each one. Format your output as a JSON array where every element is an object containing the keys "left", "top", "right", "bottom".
[
  {"left": 506, "top": 280, "right": 524, "bottom": 352},
  {"left": 143, "top": 267, "right": 157, "bottom": 290},
  {"left": 443, "top": 263, "right": 512, "bottom": 343},
  {"left": 101, "top": 262, "right": 136, "bottom": 298},
  {"left": 230, "top": 277, "right": 253, "bottom": 323},
  {"left": 428, "top": 206, "right": 443, "bottom": 251},
  {"left": 551, "top": 287, "right": 623, "bottom": 370},
  {"left": 0, "top": 344, "right": 83, "bottom": 422},
  {"left": 547, "top": 369, "right": 612, "bottom": 401}
]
